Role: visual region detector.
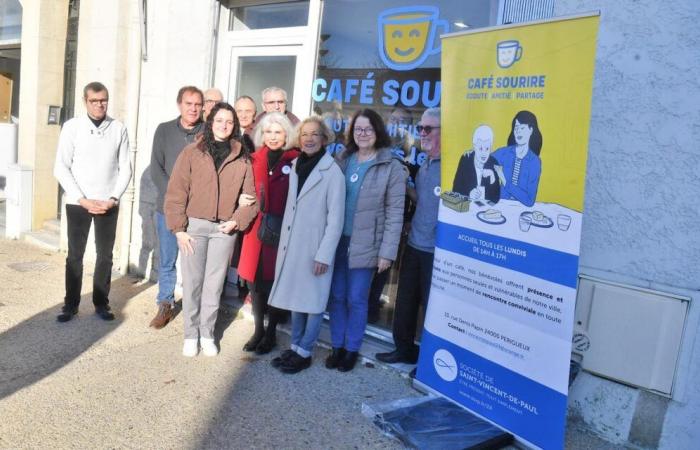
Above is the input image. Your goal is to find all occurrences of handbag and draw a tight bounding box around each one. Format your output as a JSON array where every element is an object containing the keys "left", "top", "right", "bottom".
[
  {"left": 256, "top": 183, "right": 283, "bottom": 247},
  {"left": 257, "top": 213, "right": 283, "bottom": 247}
]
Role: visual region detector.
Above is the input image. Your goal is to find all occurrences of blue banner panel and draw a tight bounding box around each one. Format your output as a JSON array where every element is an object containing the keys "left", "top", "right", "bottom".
[
  {"left": 436, "top": 221, "right": 579, "bottom": 288},
  {"left": 417, "top": 329, "right": 567, "bottom": 450}
]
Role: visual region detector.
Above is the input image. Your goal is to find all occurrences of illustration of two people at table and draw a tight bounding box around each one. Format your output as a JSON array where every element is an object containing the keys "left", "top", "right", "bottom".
[{"left": 452, "top": 110, "right": 542, "bottom": 207}]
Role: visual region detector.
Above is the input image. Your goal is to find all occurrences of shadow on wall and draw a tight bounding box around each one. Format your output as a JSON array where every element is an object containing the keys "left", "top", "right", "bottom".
[
  {"left": 135, "top": 165, "right": 158, "bottom": 280},
  {"left": 0, "top": 276, "right": 153, "bottom": 401}
]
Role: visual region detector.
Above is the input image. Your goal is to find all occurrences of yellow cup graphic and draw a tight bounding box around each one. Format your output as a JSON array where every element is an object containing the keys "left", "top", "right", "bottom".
[{"left": 378, "top": 6, "right": 448, "bottom": 71}]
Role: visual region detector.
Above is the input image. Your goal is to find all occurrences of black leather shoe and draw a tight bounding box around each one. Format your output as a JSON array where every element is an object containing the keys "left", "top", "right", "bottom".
[
  {"left": 271, "top": 349, "right": 296, "bottom": 368},
  {"left": 337, "top": 351, "right": 359, "bottom": 372},
  {"left": 95, "top": 306, "right": 115, "bottom": 321},
  {"left": 57, "top": 307, "right": 78, "bottom": 323},
  {"left": 375, "top": 349, "right": 418, "bottom": 364},
  {"left": 243, "top": 333, "right": 264, "bottom": 352},
  {"left": 255, "top": 334, "right": 276, "bottom": 355},
  {"left": 280, "top": 353, "right": 312, "bottom": 374},
  {"left": 325, "top": 347, "right": 346, "bottom": 369}
]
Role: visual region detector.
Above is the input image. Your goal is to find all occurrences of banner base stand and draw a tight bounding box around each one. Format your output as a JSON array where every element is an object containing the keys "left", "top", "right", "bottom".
[{"left": 363, "top": 394, "right": 514, "bottom": 449}]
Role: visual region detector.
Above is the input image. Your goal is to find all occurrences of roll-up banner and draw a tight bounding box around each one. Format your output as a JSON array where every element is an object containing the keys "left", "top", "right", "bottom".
[{"left": 416, "top": 13, "right": 600, "bottom": 450}]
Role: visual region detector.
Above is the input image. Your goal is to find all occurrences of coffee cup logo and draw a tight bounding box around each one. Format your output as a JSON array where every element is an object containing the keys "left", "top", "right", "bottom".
[
  {"left": 497, "top": 40, "right": 523, "bottom": 68},
  {"left": 378, "top": 6, "right": 449, "bottom": 71}
]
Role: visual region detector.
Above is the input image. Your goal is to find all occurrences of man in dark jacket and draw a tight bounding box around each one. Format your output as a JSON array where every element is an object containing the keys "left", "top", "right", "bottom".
[
  {"left": 149, "top": 86, "right": 204, "bottom": 329},
  {"left": 376, "top": 108, "right": 441, "bottom": 370}
]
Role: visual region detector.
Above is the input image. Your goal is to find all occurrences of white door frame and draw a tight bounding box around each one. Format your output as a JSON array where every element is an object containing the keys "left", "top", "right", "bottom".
[{"left": 214, "top": 0, "right": 322, "bottom": 119}]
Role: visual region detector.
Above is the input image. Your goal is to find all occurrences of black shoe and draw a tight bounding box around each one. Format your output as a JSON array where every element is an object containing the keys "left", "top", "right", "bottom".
[
  {"left": 242, "top": 332, "right": 264, "bottom": 352},
  {"left": 255, "top": 334, "right": 276, "bottom": 355},
  {"left": 337, "top": 351, "right": 359, "bottom": 372},
  {"left": 271, "top": 349, "right": 296, "bottom": 368},
  {"left": 95, "top": 305, "right": 115, "bottom": 321},
  {"left": 57, "top": 307, "right": 78, "bottom": 323},
  {"left": 325, "top": 347, "right": 346, "bottom": 369},
  {"left": 280, "top": 353, "right": 312, "bottom": 374},
  {"left": 375, "top": 349, "right": 418, "bottom": 364}
]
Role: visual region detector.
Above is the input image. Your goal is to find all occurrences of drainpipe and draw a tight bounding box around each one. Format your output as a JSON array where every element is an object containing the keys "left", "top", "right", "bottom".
[
  {"left": 208, "top": 0, "right": 221, "bottom": 87},
  {"left": 118, "top": 0, "right": 144, "bottom": 274}
]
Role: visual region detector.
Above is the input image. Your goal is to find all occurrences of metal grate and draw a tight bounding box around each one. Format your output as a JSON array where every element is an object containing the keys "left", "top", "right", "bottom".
[{"left": 502, "top": 0, "right": 555, "bottom": 24}]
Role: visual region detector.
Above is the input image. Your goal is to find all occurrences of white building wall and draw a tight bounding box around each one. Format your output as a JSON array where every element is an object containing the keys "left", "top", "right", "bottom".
[{"left": 554, "top": 1, "right": 700, "bottom": 448}]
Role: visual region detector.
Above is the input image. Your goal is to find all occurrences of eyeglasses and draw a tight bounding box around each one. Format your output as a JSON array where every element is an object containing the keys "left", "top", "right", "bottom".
[
  {"left": 353, "top": 127, "right": 375, "bottom": 136},
  {"left": 264, "top": 100, "right": 286, "bottom": 105},
  {"left": 87, "top": 99, "right": 108, "bottom": 105},
  {"left": 416, "top": 125, "right": 440, "bottom": 134},
  {"left": 204, "top": 99, "right": 219, "bottom": 104}
]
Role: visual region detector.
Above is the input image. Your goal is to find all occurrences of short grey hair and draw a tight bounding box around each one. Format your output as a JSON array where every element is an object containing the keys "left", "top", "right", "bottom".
[
  {"left": 421, "top": 107, "right": 440, "bottom": 123},
  {"left": 261, "top": 86, "right": 288, "bottom": 102},
  {"left": 472, "top": 124, "right": 494, "bottom": 146},
  {"left": 204, "top": 88, "right": 224, "bottom": 101},
  {"left": 253, "top": 112, "right": 295, "bottom": 150},
  {"left": 293, "top": 115, "right": 335, "bottom": 147}
]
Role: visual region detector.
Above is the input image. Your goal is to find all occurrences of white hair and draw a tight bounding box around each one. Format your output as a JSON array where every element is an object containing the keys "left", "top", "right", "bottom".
[
  {"left": 472, "top": 124, "right": 494, "bottom": 146},
  {"left": 261, "top": 86, "right": 288, "bottom": 102},
  {"left": 253, "top": 112, "right": 295, "bottom": 150},
  {"left": 422, "top": 107, "right": 441, "bottom": 122}
]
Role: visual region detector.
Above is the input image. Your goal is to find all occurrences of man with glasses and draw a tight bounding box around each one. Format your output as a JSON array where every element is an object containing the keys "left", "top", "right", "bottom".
[
  {"left": 376, "top": 108, "right": 441, "bottom": 375},
  {"left": 54, "top": 81, "right": 132, "bottom": 322},
  {"left": 202, "top": 87, "right": 224, "bottom": 121},
  {"left": 256, "top": 86, "right": 300, "bottom": 126},
  {"left": 149, "top": 86, "right": 204, "bottom": 329}
]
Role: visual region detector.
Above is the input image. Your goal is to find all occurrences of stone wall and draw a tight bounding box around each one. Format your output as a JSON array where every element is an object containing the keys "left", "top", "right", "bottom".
[{"left": 554, "top": 1, "right": 700, "bottom": 448}]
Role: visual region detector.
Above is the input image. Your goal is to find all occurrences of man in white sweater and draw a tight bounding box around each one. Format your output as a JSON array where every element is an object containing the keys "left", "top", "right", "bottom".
[{"left": 53, "top": 81, "right": 132, "bottom": 322}]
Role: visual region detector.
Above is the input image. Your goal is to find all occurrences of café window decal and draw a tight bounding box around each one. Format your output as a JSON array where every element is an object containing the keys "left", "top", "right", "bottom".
[{"left": 378, "top": 6, "right": 449, "bottom": 71}]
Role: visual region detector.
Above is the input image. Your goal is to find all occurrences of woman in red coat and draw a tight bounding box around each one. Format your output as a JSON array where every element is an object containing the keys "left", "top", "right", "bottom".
[{"left": 238, "top": 112, "right": 300, "bottom": 354}]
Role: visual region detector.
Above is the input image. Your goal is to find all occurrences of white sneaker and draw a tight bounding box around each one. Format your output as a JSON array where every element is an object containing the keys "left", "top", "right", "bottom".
[
  {"left": 200, "top": 338, "right": 218, "bottom": 357},
  {"left": 183, "top": 338, "right": 199, "bottom": 357}
]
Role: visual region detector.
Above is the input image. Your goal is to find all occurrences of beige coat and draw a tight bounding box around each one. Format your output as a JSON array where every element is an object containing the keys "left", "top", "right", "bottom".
[{"left": 268, "top": 153, "right": 345, "bottom": 314}]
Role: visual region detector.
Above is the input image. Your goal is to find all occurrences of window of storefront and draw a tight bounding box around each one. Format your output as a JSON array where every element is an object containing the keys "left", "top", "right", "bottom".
[
  {"left": 0, "top": 0, "right": 22, "bottom": 43},
  {"left": 229, "top": 1, "right": 310, "bottom": 30},
  {"left": 313, "top": 0, "right": 500, "bottom": 334}
]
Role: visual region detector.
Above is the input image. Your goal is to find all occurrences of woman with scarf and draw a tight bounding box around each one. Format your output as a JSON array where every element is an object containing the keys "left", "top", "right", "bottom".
[
  {"left": 238, "top": 112, "right": 300, "bottom": 354},
  {"left": 268, "top": 116, "right": 345, "bottom": 373},
  {"left": 164, "top": 102, "right": 258, "bottom": 357}
]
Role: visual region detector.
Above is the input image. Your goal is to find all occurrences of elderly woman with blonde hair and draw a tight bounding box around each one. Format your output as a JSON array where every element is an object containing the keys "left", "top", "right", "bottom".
[
  {"left": 238, "top": 112, "right": 300, "bottom": 354},
  {"left": 268, "top": 116, "right": 345, "bottom": 373}
]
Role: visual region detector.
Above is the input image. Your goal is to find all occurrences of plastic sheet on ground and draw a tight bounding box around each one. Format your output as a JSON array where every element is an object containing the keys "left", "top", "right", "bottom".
[{"left": 362, "top": 395, "right": 513, "bottom": 449}]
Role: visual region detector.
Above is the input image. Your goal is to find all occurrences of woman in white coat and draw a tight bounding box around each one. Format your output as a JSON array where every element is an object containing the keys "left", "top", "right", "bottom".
[{"left": 268, "top": 116, "right": 345, "bottom": 374}]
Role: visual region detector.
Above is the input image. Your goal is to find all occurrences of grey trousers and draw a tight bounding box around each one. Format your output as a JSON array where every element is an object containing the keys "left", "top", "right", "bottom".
[{"left": 181, "top": 217, "right": 237, "bottom": 340}]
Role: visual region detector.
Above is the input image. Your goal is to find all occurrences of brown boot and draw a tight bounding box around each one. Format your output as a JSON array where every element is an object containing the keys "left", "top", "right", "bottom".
[{"left": 149, "top": 303, "right": 174, "bottom": 329}]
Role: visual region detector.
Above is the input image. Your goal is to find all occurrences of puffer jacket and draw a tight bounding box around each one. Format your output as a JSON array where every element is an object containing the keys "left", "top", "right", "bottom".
[{"left": 336, "top": 148, "right": 408, "bottom": 268}]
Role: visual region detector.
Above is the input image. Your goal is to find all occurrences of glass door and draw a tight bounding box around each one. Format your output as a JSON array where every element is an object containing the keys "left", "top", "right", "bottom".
[
  {"left": 227, "top": 46, "right": 303, "bottom": 115},
  {"left": 214, "top": 0, "right": 321, "bottom": 120}
]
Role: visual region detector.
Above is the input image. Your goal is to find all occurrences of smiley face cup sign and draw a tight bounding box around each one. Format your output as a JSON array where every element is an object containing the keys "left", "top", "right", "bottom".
[{"left": 377, "top": 6, "right": 449, "bottom": 71}]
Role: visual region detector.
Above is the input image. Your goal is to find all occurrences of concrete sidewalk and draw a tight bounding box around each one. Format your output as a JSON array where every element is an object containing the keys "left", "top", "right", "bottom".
[{"left": 0, "top": 239, "right": 622, "bottom": 449}]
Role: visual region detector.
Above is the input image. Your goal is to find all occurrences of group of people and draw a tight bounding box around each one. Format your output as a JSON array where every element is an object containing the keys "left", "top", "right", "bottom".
[{"left": 54, "top": 80, "right": 549, "bottom": 376}]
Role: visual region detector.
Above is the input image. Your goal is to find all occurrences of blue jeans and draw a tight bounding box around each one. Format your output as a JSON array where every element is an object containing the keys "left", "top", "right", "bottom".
[
  {"left": 156, "top": 212, "right": 178, "bottom": 305},
  {"left": 291, "top": 312, "right": 324, "bottom": 358},
  {"left": 329, "top": 236, "right": 374, "bottom": 352}
]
